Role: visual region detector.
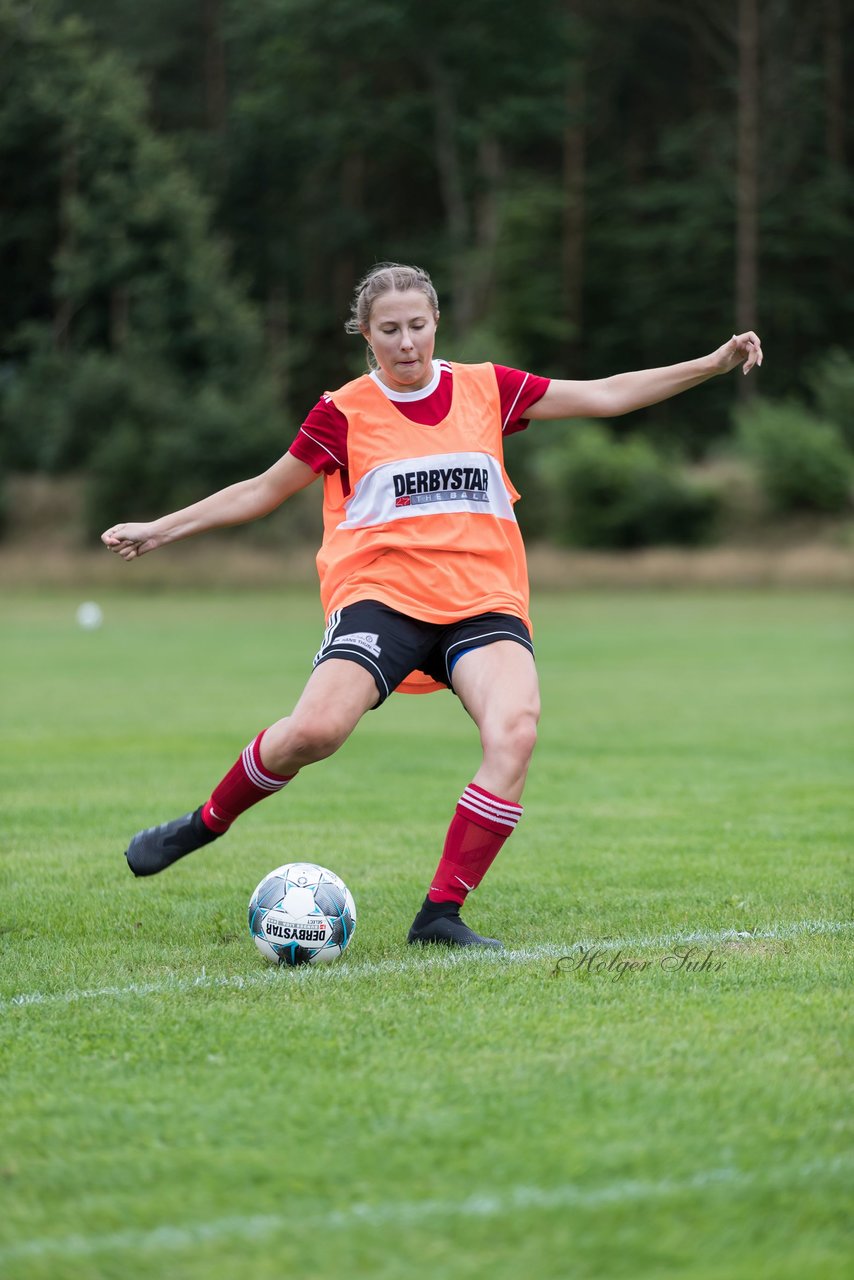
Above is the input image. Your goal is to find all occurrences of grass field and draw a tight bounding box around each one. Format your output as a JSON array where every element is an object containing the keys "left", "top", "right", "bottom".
[{"left": 1, "top": 587, "right": 851, "bottom": 1279}]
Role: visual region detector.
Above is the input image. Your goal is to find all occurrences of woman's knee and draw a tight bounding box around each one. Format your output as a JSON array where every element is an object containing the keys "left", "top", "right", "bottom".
[
  {"left": 514, "top": 709, "right": 540, "bottom": 763},
  {"left": 294, "top": 723, "right": 348, "bottom": 764},
  {"left": 482, "top": 706, "right": 539, "bottom": 767},
  {"left": 262, "top": 661, "right": 378, "bottom": 772},
  {"left": 264, "top": 712, "right": 352, "bottom": 770}
]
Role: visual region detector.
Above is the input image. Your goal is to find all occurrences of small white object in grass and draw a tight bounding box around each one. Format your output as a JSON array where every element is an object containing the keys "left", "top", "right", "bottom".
[{"left": 76, "top": 601, "right": 103, "bottom": 630}]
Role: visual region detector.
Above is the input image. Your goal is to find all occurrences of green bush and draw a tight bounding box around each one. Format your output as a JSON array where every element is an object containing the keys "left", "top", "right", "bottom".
[
  {"left": 523, "top": 423, "right": 719, "bottom": 549},
  {"left": 0, "top": 340, "right": 73, "bottom": 472},
  {"left": 735, "top": 397, "right": 853, "bottom": 514},
  {"left": 0, "top": 337, "right": 287, "bottom": 535},
  {"left": 84, "top": 362, "right": 285, "bottom": 536},
  {"left": 806, "top": 349, "right": 854, "bottom": 450}
]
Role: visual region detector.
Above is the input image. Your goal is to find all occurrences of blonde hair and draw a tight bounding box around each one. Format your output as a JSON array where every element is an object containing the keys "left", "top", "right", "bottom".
[{"left": 345, "top": 262, "right": 440, "bottom": 337}]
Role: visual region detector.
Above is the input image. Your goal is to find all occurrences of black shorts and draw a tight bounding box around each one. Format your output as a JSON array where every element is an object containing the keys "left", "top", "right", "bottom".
[{"left": 313, "top": 599, "right": 534, "bottom": 706}]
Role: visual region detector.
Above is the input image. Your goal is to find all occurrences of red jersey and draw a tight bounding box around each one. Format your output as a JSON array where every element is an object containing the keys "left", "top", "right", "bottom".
[{"left": 288, "top": 360, "right": 549, "bottom": 478}]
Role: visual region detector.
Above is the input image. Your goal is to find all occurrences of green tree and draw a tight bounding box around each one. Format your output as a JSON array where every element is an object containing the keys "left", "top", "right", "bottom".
[
  {"left": 3, "top": 0, "right": 852, "bottom": 547},
  {"left": 0, "top": 0, "right": 283, "bottom": 530}
]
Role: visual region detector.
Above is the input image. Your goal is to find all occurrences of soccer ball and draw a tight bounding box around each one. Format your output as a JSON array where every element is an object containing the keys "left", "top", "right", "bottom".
[{"left": 248, "top": 862, "right": 356, "bottom": 966}]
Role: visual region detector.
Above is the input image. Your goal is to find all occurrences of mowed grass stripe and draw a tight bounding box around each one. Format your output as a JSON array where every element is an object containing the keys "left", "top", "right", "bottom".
[
  {"left": 2, "top": 917, "right": 850, "bottom": 1012},
  {"left": 1, "top": 1153, "right": 850, "bottom": 1265}
]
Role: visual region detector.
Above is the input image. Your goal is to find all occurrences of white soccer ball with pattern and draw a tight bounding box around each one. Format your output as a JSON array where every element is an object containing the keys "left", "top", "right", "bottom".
[{"left": 248, "top": 862, "right": 356, "bottom": 966}]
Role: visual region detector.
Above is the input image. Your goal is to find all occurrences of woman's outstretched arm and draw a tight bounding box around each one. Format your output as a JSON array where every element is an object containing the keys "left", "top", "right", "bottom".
[
  {"left": 527, "top": 331, "right": 763, "bottom": 421},
  {"left": 101, "top": 452, "right": 318, "bottom": 560}
]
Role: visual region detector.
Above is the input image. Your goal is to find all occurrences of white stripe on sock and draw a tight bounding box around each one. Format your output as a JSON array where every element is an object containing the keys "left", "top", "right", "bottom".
[
  {"left": 241, "top": 744, "right": 290, "bottom": 793},
  {"left": 459, "top": 794, "right": 520, "bottom": 829},
  {"left": 463, "top": 786, "right": 523, "bottom": 817}
]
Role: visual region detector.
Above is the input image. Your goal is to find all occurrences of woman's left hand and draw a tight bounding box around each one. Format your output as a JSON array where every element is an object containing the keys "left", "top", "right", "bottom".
[{"left": 712, "top": 331, "right": 763, "bottom": 376}]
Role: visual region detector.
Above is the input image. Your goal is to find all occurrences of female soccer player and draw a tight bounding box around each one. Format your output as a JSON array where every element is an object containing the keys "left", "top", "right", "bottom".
[{"left": 102, "top": 262, "right": 762, "bottom": 948}]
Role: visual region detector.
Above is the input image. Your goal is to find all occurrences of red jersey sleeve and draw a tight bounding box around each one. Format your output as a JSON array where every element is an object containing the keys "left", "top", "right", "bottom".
[
  {"left": 494, "top": 365, "right": 551, "bottom": 436},
  {"left": 288, "top": 396, "right": 349, "bottom": 474}
]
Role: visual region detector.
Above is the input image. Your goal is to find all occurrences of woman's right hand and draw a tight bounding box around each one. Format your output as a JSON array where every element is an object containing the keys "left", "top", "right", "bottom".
[{"left": 101, "top": 522, "right": 162, "bottom": 560}]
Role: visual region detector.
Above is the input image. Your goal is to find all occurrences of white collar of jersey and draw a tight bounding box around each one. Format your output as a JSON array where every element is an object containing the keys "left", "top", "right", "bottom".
[{"left": 369, "top": 359, "right": 445, "bottom": 402}]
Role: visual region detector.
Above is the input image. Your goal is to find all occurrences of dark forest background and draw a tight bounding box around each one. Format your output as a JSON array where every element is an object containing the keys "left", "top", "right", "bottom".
[{"left": 1, "top": 0, "right": 852, "bottom": 547}]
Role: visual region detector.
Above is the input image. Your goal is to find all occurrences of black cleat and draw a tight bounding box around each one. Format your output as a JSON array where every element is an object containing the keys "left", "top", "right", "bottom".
[
  {"left": 125, "top": 807, "right": 221, "bottom": 877},
  {"left": 407, "top": 906, "right": 503, "bottom": 949}
]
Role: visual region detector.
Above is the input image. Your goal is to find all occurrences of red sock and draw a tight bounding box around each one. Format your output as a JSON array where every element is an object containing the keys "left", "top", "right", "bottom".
[
  {"left": 201, "top": 730, "right": 295, "bottom": 833},
  {"left": 428, "top": 782, "right": 523, "bottom": 906}
]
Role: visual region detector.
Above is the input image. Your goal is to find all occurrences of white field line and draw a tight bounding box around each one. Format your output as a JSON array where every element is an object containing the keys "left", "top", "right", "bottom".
[
  {"left": 0, "top": 1154, "right": 849, "bottom": 1265},
  {"left": 2, "top": 918, "right": 851, "bottom": 1014}
]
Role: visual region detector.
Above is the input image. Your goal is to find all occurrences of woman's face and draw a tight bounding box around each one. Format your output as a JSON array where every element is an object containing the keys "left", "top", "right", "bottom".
[{"left": 363, "top": 288, "right": 438, "bottom": 392}]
